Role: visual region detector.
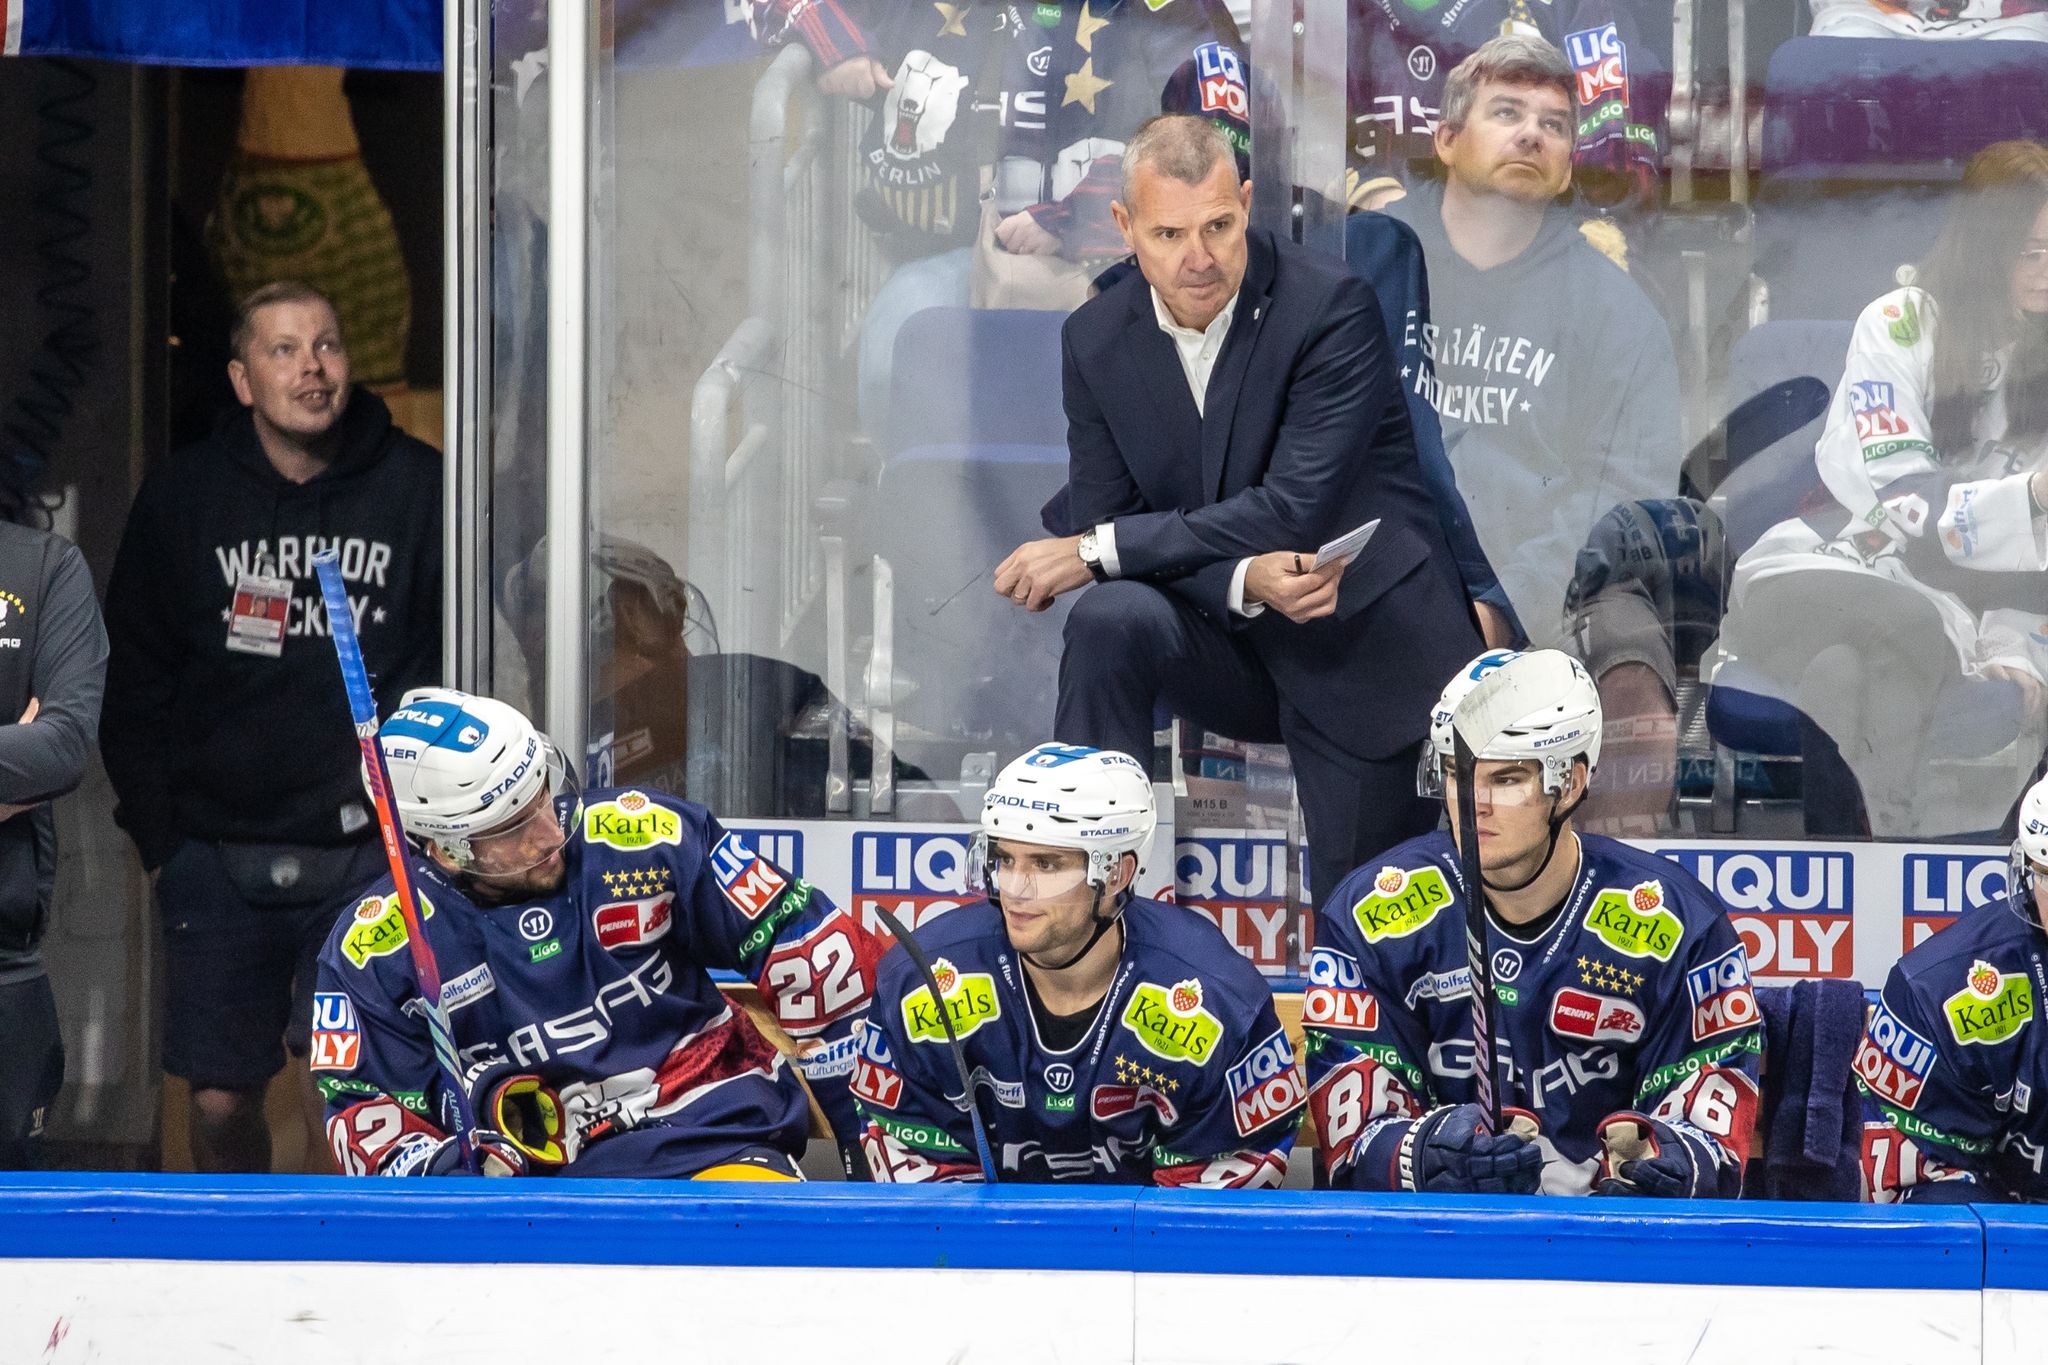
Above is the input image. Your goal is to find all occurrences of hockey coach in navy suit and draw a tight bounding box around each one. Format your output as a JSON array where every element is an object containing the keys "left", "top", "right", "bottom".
[{"left": 994, "top": 113, "right": 1482, "bottom": 878}]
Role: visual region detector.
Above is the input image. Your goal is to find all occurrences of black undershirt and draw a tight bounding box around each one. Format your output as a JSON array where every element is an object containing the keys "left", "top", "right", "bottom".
[
  {"left": 1488, "top": 895, "right": 1566, "bottom": 944},
  {"left": 1024, "top": 972, "right": 1103, "bottom": 1052}
]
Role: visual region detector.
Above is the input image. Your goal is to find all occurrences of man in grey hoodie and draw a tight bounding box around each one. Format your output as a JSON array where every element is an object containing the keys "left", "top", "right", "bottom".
[{"left": 1382, "top": 33, "right": 1684, "bottom": 832}]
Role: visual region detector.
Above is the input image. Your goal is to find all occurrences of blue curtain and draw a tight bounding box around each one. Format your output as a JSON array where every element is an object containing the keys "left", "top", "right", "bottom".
[{"left": 10, "top": 0, "right": 441, "bottom": 69}]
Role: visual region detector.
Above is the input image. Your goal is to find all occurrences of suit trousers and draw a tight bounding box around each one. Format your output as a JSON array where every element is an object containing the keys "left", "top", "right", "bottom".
[{"left": 1054, "top": 580, "right": 1439, "bottom": 898}]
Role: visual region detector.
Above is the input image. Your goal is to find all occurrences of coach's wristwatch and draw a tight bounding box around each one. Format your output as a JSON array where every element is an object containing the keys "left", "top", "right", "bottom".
[{"left": 1077, "top": 528, "right": 1108, "bottom": 582}]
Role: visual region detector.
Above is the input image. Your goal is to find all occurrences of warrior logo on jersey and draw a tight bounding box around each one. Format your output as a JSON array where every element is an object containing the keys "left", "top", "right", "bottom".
[
  {"left": 342, "top": 891, "right": 435, "bottom": 969},
  {"left": 1944, "top": 960, "right": 2034, "bottom": 1046},
  {"left": 709, "top": 832, "right": 788, "bottom": 920},
  {"left": 1549, "top": 987, "right": 1645, "bottom": 1044},
  {"left": 902, "top": 958, "right": 1002, "bottom": 1044},
  {"left": 1586, "top": 883, "right": 1681, "bottom": 962},
  {"left": 1686, "top": 944, "right": 1760, "bottom": 1043},
  {"left": 1354, "top": 865, "right": 1450, "bottom": 943},
  {"left": 1564, "top": 24, "right": 1627, "bottom": 106},
  {"left": 583, "top": 791, "right": 682, "bottom": 851},
  {"left": 593, "top": 894, "right": 673, "bottom": 950},
  {"left": 1855, "top": 1001, "right": 1936, "bottom": 1110},
  {"left": 1227, "top": 1028, "right": 1306, "bottom": 1137},
  {"left": 1122, "top": 979, "right": 1223, "bottom": 1064},
  {"left": 310, "top": 991, "right": 360, "bottom": 1071},
  {"left": 1194, "top": 42, "right": 1248, "bottom": 121}
]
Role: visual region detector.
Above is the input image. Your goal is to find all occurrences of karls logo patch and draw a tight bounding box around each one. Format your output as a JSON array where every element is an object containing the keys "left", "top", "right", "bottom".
[
  {"left": 1854, "top": 1001, "right": 1936, "bottom": 1110},
  {"left": 342, "top": 891, "right": 434, "bottom": 969},
  {"left": 582, "top": 791, "right": 682, "bottom": 851},
  {"left": 1944, "top": 960, "right": 2033, "bottom": 1047},
  {"left": 1121, "top": 979, "right": 1223, "bottom": 1065},
  {"left": 1353, "top": 865, "right": 1450, "bottom": 943},
  {"left": 1586, "top": 882, "right": 1681, "bottom": 962},
  {"left": 901, "top": 958, "right": 1001, "bottom": 1044},
  {"left": 709, "top": 831, "right": 788, "bottom": 920}
]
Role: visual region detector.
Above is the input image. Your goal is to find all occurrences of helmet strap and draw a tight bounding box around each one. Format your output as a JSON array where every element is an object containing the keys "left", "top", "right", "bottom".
[
  {"left": 1480, "top": 785, "right": 1587, "bottom": 895},
  {"left": 1022, "top": 883, "right": 1130, "bottom": 973}
]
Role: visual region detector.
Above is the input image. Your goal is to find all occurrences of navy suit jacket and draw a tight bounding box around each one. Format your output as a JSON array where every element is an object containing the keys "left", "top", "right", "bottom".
[{"left": 1050, "top": 227, "right": 1481, "bottom": 760}]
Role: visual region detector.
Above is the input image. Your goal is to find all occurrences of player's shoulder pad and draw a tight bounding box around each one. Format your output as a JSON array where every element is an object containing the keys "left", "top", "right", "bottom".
[
  {"left": 1890, "top": 900, "right": 2040, "bottom": 1051},
  {"left": 875, "top": 900, "right": 1006, "bottom": 996},
  {"left": 1120, "top": 896, "right": 1274, "bottom": 1022},
  {"left": 1321, "top": 832, "right": 1460, "bottom": 950},
  {"left": 320, "top": 868, "right": 464, "bottom": 979},
  {"left": 571, "top": 786, "right": 712, "bottom": 857},
  {"left": 1578, "top": 834, "right": 1731, "bottom": 933}
]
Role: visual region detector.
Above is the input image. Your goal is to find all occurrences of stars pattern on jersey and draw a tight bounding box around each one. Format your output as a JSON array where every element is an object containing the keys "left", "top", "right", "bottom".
[
  {"left": 600, "top": 866, "right": 675, "bottom": 898},
  {"left": 1074, "top": 1, "right": 1111, "bottom": 51},
  {"left": 1113, "top": 1051, "right": 1181, "bottom": 1093},
  {"left": 934, "top": 1, "right": 969, "bottom": 37},
  {"left": 1576, "top": 955, "right": 1644, "bottom": 995},
  {"left": 1064, "top": 57, "right": 1113, "bottom": 112}
]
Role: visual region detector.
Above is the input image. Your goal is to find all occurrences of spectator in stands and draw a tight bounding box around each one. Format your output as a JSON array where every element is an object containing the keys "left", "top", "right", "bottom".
[
  {"left": 994, "top": 115, "right": 1482, "bottom": 878},
  {"left": 101, "top": 281, "right": 441, "bottom": 1173},
  {"left": 0, "top": 529, "right": 108, "bottom": 1170},
  {"left": 1377, "top": 34, "right": 1685, "bottom": 831},
  {"left": 1724, "top": 141, "right": 2048, "bottom": 836},
  {"left": 1810, "top": 0, "right": 2048, "bottom": 41}
]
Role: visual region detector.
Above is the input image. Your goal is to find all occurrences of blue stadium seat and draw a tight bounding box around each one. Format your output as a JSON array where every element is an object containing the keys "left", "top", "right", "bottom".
[{"left": 864, "top": 308, "right": 1075, "bottom": 791}]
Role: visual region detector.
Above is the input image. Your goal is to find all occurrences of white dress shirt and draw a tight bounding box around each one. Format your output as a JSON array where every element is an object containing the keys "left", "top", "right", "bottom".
[{"left": 1093, "top": 286, "right": 1262, "bottom": 616}]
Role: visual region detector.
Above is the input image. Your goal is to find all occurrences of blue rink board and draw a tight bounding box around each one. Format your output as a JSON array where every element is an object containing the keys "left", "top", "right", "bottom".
[{"left": 3, "top": 1173, "right": 2040, "bottom": 1291}]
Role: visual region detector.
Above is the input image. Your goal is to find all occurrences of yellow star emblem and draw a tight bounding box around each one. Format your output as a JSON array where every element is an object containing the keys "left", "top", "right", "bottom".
[
  {"left": 935, "top": 1, "right": 970, "bottom": 37},
  {"left": 1579, "top": 970, "right": 1593, "bottom": 985},
  {"left": 1063, "top": 57, "right": 1112, "bottom": 114},
  {"left": 1576, "top": 956, "right": 1588, "bottom": 970},
  {"left": 1631, "top": 970, "right": 1646, "bottom": 992},
  {"left": 1164, "top": 1076, "right": 1180, "bottom": 1093},
  {"left": 1074, "top": 0, "right": 1110, "bottom": 51}
]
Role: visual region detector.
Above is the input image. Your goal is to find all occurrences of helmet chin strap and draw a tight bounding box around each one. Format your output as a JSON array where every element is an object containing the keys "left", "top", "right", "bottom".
[
  {"left": 1022, "top": 884, "right": 1130, "bottom": 973},
  {"left": 1479, "top": 786, "right": 1587, "bottom": 895}
]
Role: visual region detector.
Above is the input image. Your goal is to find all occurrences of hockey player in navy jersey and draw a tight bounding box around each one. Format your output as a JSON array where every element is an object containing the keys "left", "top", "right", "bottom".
[
  {"left": 1857, "top": 776, "right": 2048, "bottom": 1203},
  {"left": 1306, "top": 649, "right": 1762, "bottom": 1196},
  {"left": 855, "top": 743, "right": 1304, "bottom": 1186},
  {"left": 313, "top": 688, "right": 885, "bottom": 1181}
]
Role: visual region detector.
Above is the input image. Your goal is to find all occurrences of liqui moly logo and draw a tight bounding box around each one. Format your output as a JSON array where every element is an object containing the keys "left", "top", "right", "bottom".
[
  {"left": 854, "top": 831, "right": 975, "bottom": 933},
  {"left": 1660, "top": 848, "right": 1853, "bottom": 981},
  {"left": 1177, "top": 835, "right": 1296, "bottom": 974},
  {"left": 726, "top": 827, "right": 804, "bottom": 877},
  {"left": 1903, "top": 852, "right": 2007, "bottom": 953}
]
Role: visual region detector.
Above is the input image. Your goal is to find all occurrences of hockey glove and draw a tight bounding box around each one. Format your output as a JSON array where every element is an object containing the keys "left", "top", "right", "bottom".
[
  {"left": 466, "top": 1059, "right": 572, "bottom": 1169},
  {"left": 1394, "top": 1103, "right": 1542, "bottom": 1195},
  {"left": 385, "top": 1131, "right": 528, "bottom": 1177},
  {"left": 1593, "top": 1113, "right": 1716, "bottom": 1198}
]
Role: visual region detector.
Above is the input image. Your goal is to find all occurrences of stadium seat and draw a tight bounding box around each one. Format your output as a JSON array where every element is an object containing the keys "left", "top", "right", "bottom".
[{"left": 856, "top": 307, "right": 1073, "bottom": 811}]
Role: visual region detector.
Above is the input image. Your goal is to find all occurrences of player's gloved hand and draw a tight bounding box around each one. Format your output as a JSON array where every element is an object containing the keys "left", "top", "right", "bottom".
[
  {"left": 387, "top": 1131, "right": 527, "bottom": 1177},
  {"left": 1394, "top": 1103, "right": 1542, "bottom": 1194},
  {"left": 466, "top": 1059, "right": 571, "bottom": 1169},
  {"left": 1593, "top": 1113, "right": 1712, "bottom": 1198}
]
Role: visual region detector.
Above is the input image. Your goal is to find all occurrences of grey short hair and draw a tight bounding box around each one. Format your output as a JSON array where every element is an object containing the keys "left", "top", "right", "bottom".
[
  {"left": 1439, "top": 34, "right": 1575, "bottom": 132},
  {"left": 1120, "top": 114, "right": 1237, "bottom": 205},
  {"left": 230, "top": 280, "right": 340, "bottom": 361}
]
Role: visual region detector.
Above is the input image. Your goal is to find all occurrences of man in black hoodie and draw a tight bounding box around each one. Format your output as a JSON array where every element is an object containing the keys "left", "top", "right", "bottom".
[{"left": 101, "top": 281, "right": 441, "bottom": 1172}]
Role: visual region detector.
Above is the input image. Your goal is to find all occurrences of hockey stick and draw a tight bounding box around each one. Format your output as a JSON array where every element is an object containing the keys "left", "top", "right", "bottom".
[
  {"left": 1448, "top": 653, "right": 1584, "bottom": 1132},
  {"left": 872, "top": 905, "right": 1000, "bottom": 1183},
  {"left": 313, "top": 551, "right": 480, "bottom": 1171}
]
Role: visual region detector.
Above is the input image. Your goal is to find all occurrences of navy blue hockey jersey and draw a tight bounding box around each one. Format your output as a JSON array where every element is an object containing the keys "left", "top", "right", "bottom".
[
  {"left": 1306, "top": 831, "right": 1761, "bottom": 1195},
  {"left": 855, "top": 897, "right": 1304, "bottom": 1186},
  {"left": 313, "top": 787, "right": 884, "bottom": 1179},
  {"left": 1856, "top": 897, "right": 2048, "bottom": 1203}
]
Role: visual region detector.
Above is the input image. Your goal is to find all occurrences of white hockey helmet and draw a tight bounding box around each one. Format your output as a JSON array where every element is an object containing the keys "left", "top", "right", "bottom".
[
  {"left": 1419, "top": 648, "right": 1603, "bottom": 798},
  {"left": 2008, "top": 775, "right": 2048, "bottom": 928},
  {"left": 376, "top": 688, "right": 560, "bottom": 859},
  {"left": 978, "top": 742, "right": 1156, "bottom": 889}
]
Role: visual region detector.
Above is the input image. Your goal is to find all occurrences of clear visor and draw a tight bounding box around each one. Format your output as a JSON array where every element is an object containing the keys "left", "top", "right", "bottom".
[
  {"left": 972, "top": 832, "right": 1093, "bottom": 903},
  {"left": 1439, "top": 760, "right": 1552, "bottom": 809},
  {"left": 466, "top": 781, "right": 568, "bottom": 877}
]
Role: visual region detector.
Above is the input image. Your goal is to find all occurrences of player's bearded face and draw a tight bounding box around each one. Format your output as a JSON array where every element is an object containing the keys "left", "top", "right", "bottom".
[
  {"left": 1440, "top": 81, "right": 1573, "bottom": 205},
  {"left": 1444, "top": 759, "right": 1556, "bottom": 873},
  {"left": 442, "top": 783, "right": 569, "bottom": 902},
  {"left": 992, "top": 840, "right": 1102, "bottom": 958}
]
